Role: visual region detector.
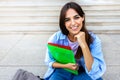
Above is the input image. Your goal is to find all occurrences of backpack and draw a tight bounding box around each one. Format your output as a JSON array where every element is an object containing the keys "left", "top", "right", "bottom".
[{"left": 12, "top": 69, "right": 44, "bottom": 80}]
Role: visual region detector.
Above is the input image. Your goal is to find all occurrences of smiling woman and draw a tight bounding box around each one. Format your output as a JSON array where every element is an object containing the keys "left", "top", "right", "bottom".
[{"left": 44, "top": 2, "right": 106, "bottom": 80}]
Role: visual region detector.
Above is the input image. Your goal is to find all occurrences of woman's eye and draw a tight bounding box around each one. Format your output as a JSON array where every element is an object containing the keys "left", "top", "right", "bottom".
[
  {"left": 64, "top": 18, "right": 70, "bottom": 22},
  {"left": 74, "top": 16, "right": 80, "bottom": 19}
]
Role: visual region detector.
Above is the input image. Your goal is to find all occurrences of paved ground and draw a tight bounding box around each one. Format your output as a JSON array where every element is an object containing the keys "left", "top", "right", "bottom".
[{"left": 0, "top": 33, "right": 120, "bottom": 80}]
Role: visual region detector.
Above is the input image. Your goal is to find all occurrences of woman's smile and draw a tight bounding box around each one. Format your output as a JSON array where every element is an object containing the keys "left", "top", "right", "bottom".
[{"left": 71, "top": 26, "right": 78, "bottom": 31}]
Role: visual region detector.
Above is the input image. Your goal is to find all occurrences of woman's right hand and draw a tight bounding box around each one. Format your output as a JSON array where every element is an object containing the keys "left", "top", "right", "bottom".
[
  {"left": 52, "top": 62, "right": 79, "bottom": 70},
  {"left": 65, "top": 63, "right": 79, "bottom": 70}
]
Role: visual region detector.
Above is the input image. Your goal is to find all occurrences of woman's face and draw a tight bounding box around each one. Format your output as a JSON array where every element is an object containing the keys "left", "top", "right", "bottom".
[{"left": 65, "top": 8, "right": 84, "bottom": 36}]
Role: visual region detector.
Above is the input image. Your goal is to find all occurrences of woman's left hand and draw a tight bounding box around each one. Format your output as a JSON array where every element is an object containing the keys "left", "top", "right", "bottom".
[{"left": 74, "top": 31, "right": 86, "bottom": 48}]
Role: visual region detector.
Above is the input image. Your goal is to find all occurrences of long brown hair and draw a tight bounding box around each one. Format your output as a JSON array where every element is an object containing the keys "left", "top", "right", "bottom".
[{"left": 59, "top": 2, "right": 93, "bottom": 59}]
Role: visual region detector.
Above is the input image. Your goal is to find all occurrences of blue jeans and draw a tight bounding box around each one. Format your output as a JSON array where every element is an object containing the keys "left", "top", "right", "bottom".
[{"left": 47, "top": 67, "right": 103, "bottom": 80}]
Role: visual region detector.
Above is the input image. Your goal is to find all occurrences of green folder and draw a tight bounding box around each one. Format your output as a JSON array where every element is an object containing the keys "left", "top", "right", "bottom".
[{"left": 47, "top": 43, "right": 78, "bottom": 75}]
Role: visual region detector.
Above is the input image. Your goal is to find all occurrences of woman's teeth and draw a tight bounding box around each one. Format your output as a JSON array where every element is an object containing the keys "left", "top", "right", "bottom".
[{"left": 71, "top": 26, "right": 77, "bottom": 30}]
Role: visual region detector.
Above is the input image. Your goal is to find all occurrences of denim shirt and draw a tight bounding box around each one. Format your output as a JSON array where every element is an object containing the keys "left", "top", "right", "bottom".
[{"left": 44, "top": 31, "right": 106, "bottom": 80}]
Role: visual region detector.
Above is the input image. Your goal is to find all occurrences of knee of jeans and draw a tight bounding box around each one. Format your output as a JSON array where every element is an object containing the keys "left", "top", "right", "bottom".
[
  {"left": 73, "top": 72, "right": 92, "bottom": 80},
  {"left": 97, "top": 77, "right": 103, "bottom": 80}
]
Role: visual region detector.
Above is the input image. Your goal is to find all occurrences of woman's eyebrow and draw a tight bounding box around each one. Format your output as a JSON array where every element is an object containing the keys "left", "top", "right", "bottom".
[
  {"left": 65, "top": 17, "right": 70, "bottom": 19},
  {"left": 74, "top": 14, "right": 80, "bottom": 17}
]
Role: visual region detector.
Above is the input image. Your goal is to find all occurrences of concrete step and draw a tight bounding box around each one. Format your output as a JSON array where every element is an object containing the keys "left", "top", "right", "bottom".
[
  {"left": 0, "top": 4, "right": 119, "bottom": 10},
  {"left": 0, "top": 1, "right": 120, "bottom": 6},
  {"left": 0, "top": 25, "right": 119, "bottom": 33},
  {"left": 0, "top": 10, "right": 119, "bottom": 17},
  {"left": 0, "top": 16, "right": 119, "bottom": 23},
  {"left": 0, "top": 5, "right": 120, "bottom": 11},
  {"left": 0, "top": 22, "right": 120, "bottom": 27},
  {"left": 0, "top": 33, "right": 120, "bottom": 80}
]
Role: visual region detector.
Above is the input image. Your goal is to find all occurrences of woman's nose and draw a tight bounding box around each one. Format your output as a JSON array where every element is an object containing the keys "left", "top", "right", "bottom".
[{"left": 71, "top": 19, "right": 75, "bottom": 25}]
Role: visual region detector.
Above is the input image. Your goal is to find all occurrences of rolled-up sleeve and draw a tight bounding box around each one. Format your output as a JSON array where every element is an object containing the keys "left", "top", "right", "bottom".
[
  {"left": 44, "top": 33, "right": 57, "bottom": 68},
  {"left": 83, "top": 34, "right": 106, "bottom": 79},
  {"left": 45, "top": 48, "right": 56, "bottom": 68}
]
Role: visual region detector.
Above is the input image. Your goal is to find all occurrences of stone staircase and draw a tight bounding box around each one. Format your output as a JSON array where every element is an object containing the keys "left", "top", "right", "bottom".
[
  {"left": 0, "top": 0, "right": 120, "bottom": 33},
  {"left": 0, "top": 0, "right": 120, "bottom": 80}
]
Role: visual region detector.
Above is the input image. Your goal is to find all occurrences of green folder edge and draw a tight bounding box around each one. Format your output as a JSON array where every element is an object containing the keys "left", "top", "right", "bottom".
[{"left": 48, "top": 44, "right": 78, "bottom": 75}]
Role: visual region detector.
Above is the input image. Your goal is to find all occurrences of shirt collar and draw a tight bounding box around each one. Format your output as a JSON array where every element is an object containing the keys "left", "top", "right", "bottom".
[{"left": 58, "top": 31, "right": 67, "bottom": 40}]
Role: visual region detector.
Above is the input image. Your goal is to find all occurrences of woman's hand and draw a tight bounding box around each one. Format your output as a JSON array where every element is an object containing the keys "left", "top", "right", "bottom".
[
  {"left": 64, "top": 63, "right": 79, "bottom": 70},
  {"left": 74, "top": 31, "right": 86, "bottom": 48},
  {"left": 52, "top": 62, "right": 79, "bottom": 70}
]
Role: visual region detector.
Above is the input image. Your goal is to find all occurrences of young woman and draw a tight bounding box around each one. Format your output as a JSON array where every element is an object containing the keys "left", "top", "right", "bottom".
[{"left": 44, "top": 2, "right": 106, "bottom": 80}]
